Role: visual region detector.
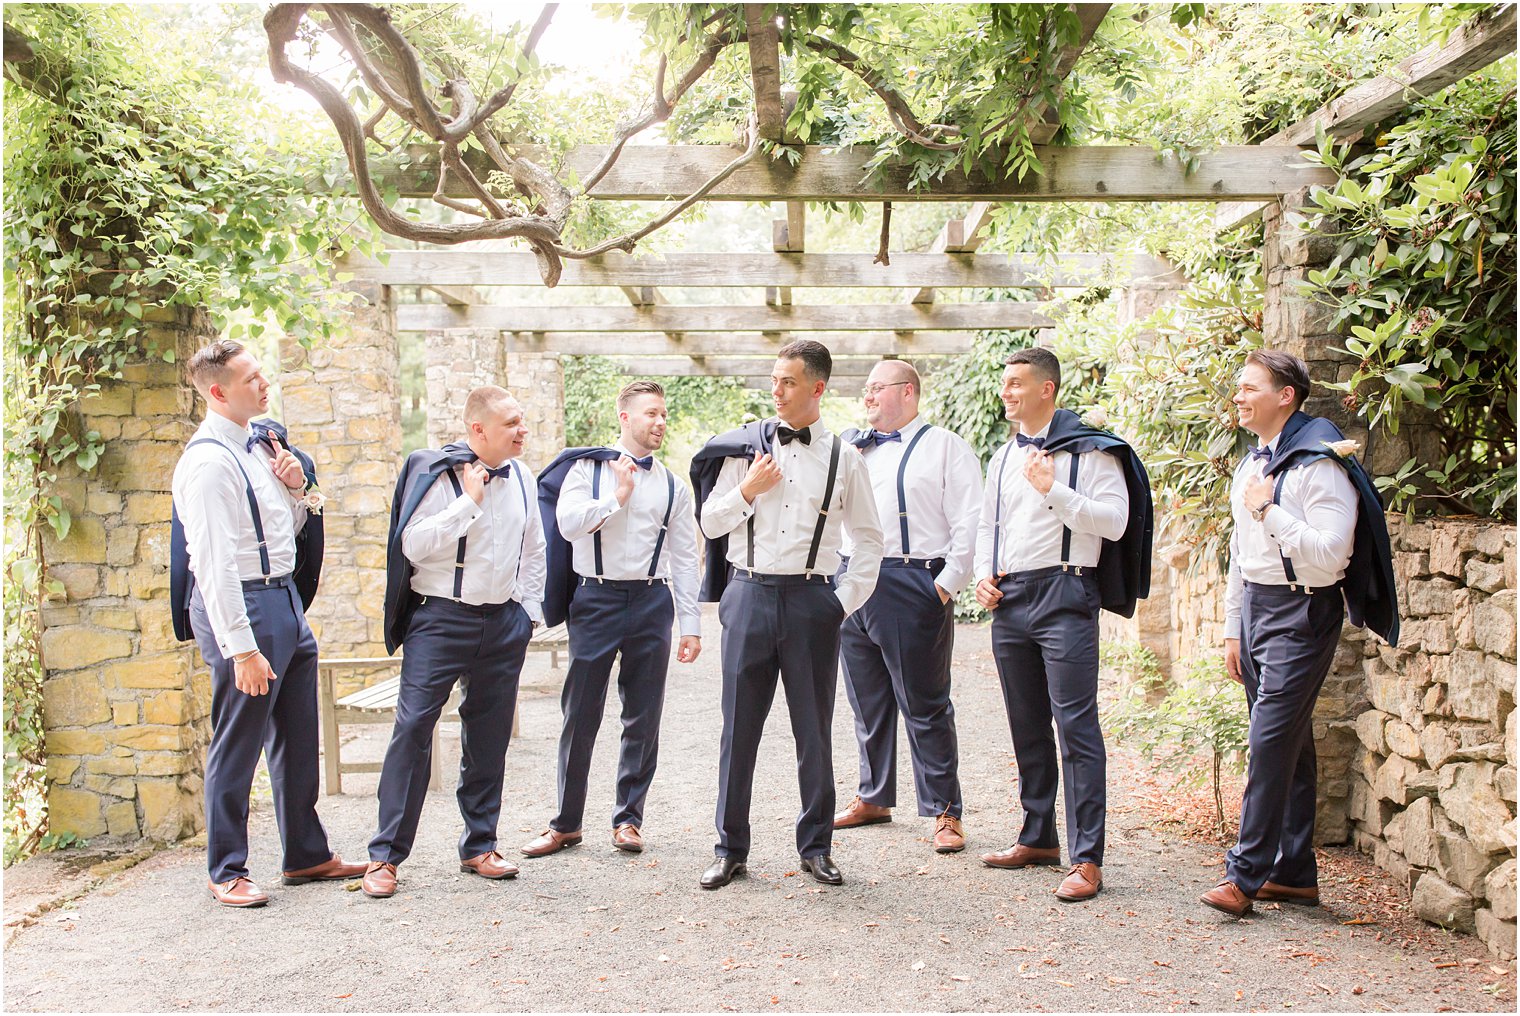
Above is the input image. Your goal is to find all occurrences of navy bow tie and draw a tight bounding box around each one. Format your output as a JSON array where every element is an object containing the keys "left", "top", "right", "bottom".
[
  {"left": 1248, "top": 445, "right": 1273, "bottom": 462},
  {"left": 1015, "top": 433, "right": 1046, "bottom": 450},
  {"left": 869, "top": 430, "right": 902, "bottom": 446},
  {"left": 485, "top": 464, "right": 512, "bottom": 481},
  {"left": 628, "top": 455, "right": 654, "bottom": 471},
  {"left": 777, "top": 425, "right": 811, "bottom": 446},
  {"left": 246, "top": 435, "right": 264, "bottom": 453}
]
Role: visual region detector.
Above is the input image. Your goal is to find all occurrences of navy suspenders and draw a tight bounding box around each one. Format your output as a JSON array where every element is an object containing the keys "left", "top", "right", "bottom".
[
  {"left": 1270, "top": 470, "right": 1304, "bottom": 588},
  {"left": 588, "top": 457, "right": 676, "bottom": 580},
  {"left": 440, "top": 463, "right": 529, "bottom": 600},
  {"left": 186, "top": 438, "right": 272, "bottom": 582},
  {"left": 745, "top": 435, "right": 842, "bottom": 574},
  {"left": 991, "top": 440, "right": 1082, "bottom": 575},
  {"left": 894, "top": 425, "right": 933, "bottom": 557}
]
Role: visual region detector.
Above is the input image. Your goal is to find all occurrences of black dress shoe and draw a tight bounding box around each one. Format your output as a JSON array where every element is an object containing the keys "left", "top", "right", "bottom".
[
  {"left": 800, "top": 854, "right": 843, "bottom": 885},
  {"left": 700, "top": 856, "right": 746, "bottom": 890}
]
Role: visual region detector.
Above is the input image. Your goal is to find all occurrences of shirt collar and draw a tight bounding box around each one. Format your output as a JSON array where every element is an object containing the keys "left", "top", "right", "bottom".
[
  {"left": 205, "top": 412, "right": 252, "bottom": 444},
  {"left": 893, "top": 415, "right": 925, "bottom": 438}
]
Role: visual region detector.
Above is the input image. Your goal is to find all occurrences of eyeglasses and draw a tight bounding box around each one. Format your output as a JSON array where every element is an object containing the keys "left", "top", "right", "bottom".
[{"left": 861, "top": 381, "right": 911, "bottom": 397}]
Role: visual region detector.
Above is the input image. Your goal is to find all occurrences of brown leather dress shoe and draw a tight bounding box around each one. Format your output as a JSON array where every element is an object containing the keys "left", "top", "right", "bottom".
[
  {"left": 208, "top": 876, "right": 268, "bottom": 908},
  {"left": 833, "top": 795, "right": 891, "bottom": 829},
  {"left": 1055, "top": 862, "right": 1102, "bottom": 901},
  {"left": 1256, "top": 881, "right": 1320, "bottom": 905},
  {"left": 933, "top": 815, "right": 966, "bottom": 853},
  {"left": 362, "top": 861, "right": 398, "bottom": 899},
  {"left": 520, "top": 828, "right": 583, "bottom": 857},
  {"left": 980, "top": 843, "right": 1061, "bottom": 868},
  {"left": 461, "top": 850, "right": 520, "bottom": 879},
  {"left": 612, "top": 824, "right": 644, "bottom": 853},
  {"left": 282, "top": 854, "right": 368, "bottom": 885},
  {"left": 1200, "top": 879, "right": 1254, "bottom": 916}
]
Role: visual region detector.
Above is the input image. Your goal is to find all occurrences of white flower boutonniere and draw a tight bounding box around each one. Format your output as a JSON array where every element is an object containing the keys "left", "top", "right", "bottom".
[
  {"left": 1322, "top": 439, "right": 1362, "bottom": 459},
  {"left": 299, "top": 485, "right": 326, "bottom": 516},
  {"left": 1081, "top": 406, "right": 1109, "bottom": 429}
]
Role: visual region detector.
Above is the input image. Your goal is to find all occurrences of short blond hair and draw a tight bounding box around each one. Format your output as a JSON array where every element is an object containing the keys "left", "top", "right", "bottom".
[
  {"left": 617, "top": 380, "right": 665, "bottom": 411},
  {"left": 463, "top": 385, "right": 516, "bottom": 425}
]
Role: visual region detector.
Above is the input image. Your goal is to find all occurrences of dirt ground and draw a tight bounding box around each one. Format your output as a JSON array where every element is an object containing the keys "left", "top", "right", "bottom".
[{"left": 4, "top": 606, "right": 1515, "bottom": 1012}]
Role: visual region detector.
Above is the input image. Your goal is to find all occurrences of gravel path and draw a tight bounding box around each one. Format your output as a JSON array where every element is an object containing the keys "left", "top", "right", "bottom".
[{"left": 4, "top": 606, "right": 1513, "bottom": 1012}]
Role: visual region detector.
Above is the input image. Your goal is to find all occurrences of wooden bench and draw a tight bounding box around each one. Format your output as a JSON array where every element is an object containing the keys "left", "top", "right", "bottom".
[{"left": 317, "top": 623, "right": 570, "bottom": 795}]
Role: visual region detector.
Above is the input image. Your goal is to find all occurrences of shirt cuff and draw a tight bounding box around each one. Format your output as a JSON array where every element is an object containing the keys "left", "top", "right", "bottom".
[
  {"left": 1224, "top": 615, "right": 1242, "bottom": 640},
  {"left": 1040, "top": 480, "right": 1077, "bottom": 518},
  {"left": 451, "top": 493, "right": 484, "bottom": 527},
  {"left": 677, "top": 614, "right": 702, "bottom": 638},
  {"left": 523, "top": 600, "right": 545, "bottom": 625},
  {"left": 934, "top": 564, "right": 970, "bottom": 596},
  {"left": 220, "top": 626, "right": 259, "bottom": 659}
]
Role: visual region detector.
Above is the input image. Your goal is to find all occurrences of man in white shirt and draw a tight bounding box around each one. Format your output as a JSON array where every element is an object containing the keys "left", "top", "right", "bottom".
[
  {"left": 172, "top": 340, "right": 364, "bottom": 908},
  {"left": 973, "top": 347, "right": 1132, "bottom": 903},
  {"left": 833, "top": 360, "right": 980, "bottom": 853},
  {"left": 697, "top": 339, "right": 884, "bottom": 889},
  {"left": 364, "top": 386, "right": 547, "bottom": 898},
  {"left": 521, "top": 381, "right": 702, "bottom": 858},
  {"left": 1202, "top": 351, "right": 1363, "bottom": 917}
]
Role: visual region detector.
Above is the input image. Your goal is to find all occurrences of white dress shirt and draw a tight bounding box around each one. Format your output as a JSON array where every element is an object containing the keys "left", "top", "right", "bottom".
[
  {"left": 1224, "top": 435, "right": 1358, "bottom": 639},
  {"left": 556, "top": 443, "right": 702, "bottom": 637},
  {"left": 171, "top": 412, "right": 308, "bottom": 658},
  {"left": 841, "top": 416, "right": 982, "bottom": 595},
  {"left": 402, "top": 458, "right": 547, "bottom": 623},
  {"left": 974, "top": 420, "right": 1130, "bottom": 578},
  {"left": 700, "top": 419, "right": 884, "bottom": 616}
]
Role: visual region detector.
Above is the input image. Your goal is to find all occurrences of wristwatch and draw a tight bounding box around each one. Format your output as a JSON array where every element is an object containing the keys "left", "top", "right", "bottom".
[{"left": 1249, "top": 500, "right": 1273, "bottom": 522}]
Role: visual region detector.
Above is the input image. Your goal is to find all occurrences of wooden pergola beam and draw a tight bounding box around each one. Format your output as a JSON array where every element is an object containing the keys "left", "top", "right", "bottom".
[
  {"left": 769, "top": 201, "right": 805, "bottom": 305},
  {"left": 368, "top": 144, "right": 1335, "bottom": 202},
  {"left": 421, "top": 283, "right": 478, "bottom": 306},
  {"left": 345, "top": 250, "right": 1181, "bottom": 289},
  {"left": 613, "top": 356, "right": 889, "bottom": 378},
  {"left": 481, "top": 331, "right": 980, "bottom": 356},
  {"left": 1028, "top": 4, "right": 1111, "bottom": 145},
  {"left": 911, "top": 200, "right": 996, "bottom": 303},
  {"left": 745, "top": 5, "right": 786, "bottom": 142},
  {"left": 1216, "top": 4, "right": 1517, "bottom": 231},
  {"left": 399, "top": 301, "right": 1055, "bottom": 332}
]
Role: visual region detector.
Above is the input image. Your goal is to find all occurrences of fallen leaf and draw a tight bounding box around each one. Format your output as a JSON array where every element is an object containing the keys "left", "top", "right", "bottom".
[{"left": 333, "top": 994, "right": 352, "bottom": 1000}]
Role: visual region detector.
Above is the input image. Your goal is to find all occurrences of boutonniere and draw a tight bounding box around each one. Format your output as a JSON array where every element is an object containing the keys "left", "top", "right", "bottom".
[
  {"left": 1081, "top": 406, "right": 1109, "bottom": 429},
  {"left": 299, "top": 484, "right": 326, "bottom": 516},
  {"left": 1322, "top": 439, "right": 1362, "bottom": 459}
]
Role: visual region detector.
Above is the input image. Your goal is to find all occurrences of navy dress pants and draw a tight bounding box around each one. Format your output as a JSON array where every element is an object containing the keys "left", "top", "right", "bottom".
[
  {"left": 839, "top": 561, "right": 962, "bottom": 817},
  {"left": 369, "top": 597, "right": 532, "bottom": 865},
  {"left": 715, "top": 573, "right": 845, "bottom": 861},
  {"left": 551, "top": 578, "right": 675, "bottom": 833},
  {"left": 1226, "top": 582, "right": 1343, "bottom": 894},
  {"left": 190, "top": 578, "right": 333, "bottom": 883},
  {"left": 989, "top": 568, "right": 1107, "bottom": 866}
]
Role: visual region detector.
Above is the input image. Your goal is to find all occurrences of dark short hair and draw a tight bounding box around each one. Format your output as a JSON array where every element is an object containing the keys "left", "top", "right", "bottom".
[
  {"left": 776, "top": 339, "right": 832, "bottom": 382},
  {"left": 186, "top": 339, "right": 248, "bottom": 391},
  {"left": 1004, "top": 346, "right": 1061, "bottom": 393},
  {"left": 1245, "top": 349, "right": 1311, "bottom": 409},
  {"left": 617, "top": 380, "right": 665, "bottom": 411}
]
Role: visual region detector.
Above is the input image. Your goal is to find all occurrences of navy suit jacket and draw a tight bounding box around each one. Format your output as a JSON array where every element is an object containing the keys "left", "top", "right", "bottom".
[
  {"left": 1039, "top": 408, "right": 1155, "bottom": 619},
  {"left": 689, "top": 420, "right": 776, "bottom": 601},
  {"left": 382, "top": 441, "right": 482, "bottom": 654},
  {"left": 1262, "top": 410, "right": 1400, "bottom": 646},
  {"left": 536, "top": 446, "right": 626, "bottom": 627},
  {"left": 170, "top": 418, "right": 321, "bottom": 642}
]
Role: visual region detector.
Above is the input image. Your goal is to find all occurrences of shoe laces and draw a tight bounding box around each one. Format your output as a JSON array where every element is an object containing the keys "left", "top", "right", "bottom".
[{"left": 935, "top": 813, "right": 959, "bottom": 832}]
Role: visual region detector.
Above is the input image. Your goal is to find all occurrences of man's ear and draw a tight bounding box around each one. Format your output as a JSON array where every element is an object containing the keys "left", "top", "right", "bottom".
[
  {"left": 813, "top": 379, "right": 827, "bottom": 400},
  {"left": 207, "top": 381, "right": 226, "bottom": 405}
]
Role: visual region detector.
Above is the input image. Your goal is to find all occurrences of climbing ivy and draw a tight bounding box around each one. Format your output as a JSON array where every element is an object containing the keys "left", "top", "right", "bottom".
[{"left": 2, "top": 4, "right": 372, "bottom": 863}]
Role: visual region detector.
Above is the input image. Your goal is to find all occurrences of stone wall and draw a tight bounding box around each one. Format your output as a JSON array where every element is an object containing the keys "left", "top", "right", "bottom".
[
  {"left": 1348, "top": 517, "right": 1517, "bottom": 958},
  {"left": 279, "top": 281, "right": 400, "bottom": 661},
  {"left": 42, "top": 309, "right": 212, "bottom": 842},
  {"left": 424, "top": 329, "right": 564, "bottom": 473}
]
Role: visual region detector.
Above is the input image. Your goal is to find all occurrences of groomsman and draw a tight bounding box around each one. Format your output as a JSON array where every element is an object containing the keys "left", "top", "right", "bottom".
[
  {"left": 1202, "top": 350, "right": 1398, "bottom": 917},
  {"left": 365, "top": 386, "right": 546, "bottom": 898},
  {"left": 694, "top": 339, "right": 884, "bottom": 888},
  {"left": 834, "top": 360, "right": 980, "bottom": 853},
  {"left": 521, "top": 381, "right": 702, "bottom": 858},
  {"left": 974, "top": 347, "right": 1151, "bottom": 903},
  {"left": 171, "top": 339, "right": 363, "bottom": 908}
]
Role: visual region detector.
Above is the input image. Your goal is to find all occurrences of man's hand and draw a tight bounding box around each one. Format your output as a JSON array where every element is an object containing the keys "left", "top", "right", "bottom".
[
  {"left": 234, "top": 651, "right": 276, "bottom": 696},
  {"left": 739, "top": 452, "right": 783, "bottom": 503},
  {"left": 1224, "top": 637, "right": 1243, "bottom": 685},
  {"left": 1023, "top": 448, "right": 1055, "bottom": 496},
  {"left": 269, "top": 436, "right": 305, "bottom": 491},
  {"left": 1243, "top": 475, "right": 1275, "bottom": 519},
  {"left": 676, "top": 636, "right": 702, "bottom": 664},
  {"left": 974, "top": 575, "right": 1004, "bottom": 610},
  {"left": 612, "top": 456, "right": 638, "bottom": 507},
  {"left": 935, "top": 583, "right": 951, "bottom": 605},
  {"left": 461, "top": 462, "right": 488, "bottom": 505}
]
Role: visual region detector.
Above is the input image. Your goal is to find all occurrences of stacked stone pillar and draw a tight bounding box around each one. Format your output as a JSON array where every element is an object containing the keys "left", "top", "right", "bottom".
[
  {"left": 279, "top": 281, "right": 401, "bottom": 660},
  {"left": 42, "top": 309, "right": 213, "bottom": 842},
  {"left": 424, "top": 329, "right": 564, "bottom": 472}
]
